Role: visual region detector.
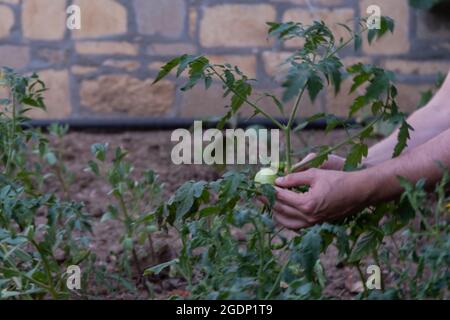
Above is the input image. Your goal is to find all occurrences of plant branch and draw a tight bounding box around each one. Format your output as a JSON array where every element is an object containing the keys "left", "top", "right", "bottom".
[
  {"left": 292, "top": 116, "right": 381, "bottom": 171},
  {"left": 285, "top": 86, "right": 308, "bottom": 172},
  {"left": 326, "top": 26, "right": 369, "bottom": 59},
  {"left": 265, "top": 256, "right": 289, "bottom": 299},
  {"left": 30, "top": 239, "right": 59, "bottom": 299},
  {"left": 210, "top": 67, "right": 285, "bottom": 130}
]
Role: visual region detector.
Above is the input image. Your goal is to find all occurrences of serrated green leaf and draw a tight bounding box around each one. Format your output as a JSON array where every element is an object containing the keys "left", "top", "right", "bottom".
[
  {"left": 292, "top": 228, "right": 322, "bottom": 280},
  {"left": 153, "top": 56, "right": 183, "bottom": 83},
  {"left": 317, "top": 56, "right": 343, "bottom": 95},
  {"left": 344, "top": 143, "right": 368, "bottom": 171},
  {"left": 366, "top": 72, "right": 391, "bottom": 101},
  {"left": 309, "top": 147, "right": 329, "bottom": 168},
  {"left": 230, "top": 80, "right": 252, "bottom": 113},
  {"left": 282, "top": 63, "right": 310, "bottom": 102},
  {"left": 349, "top": 96, "right": 367, "bottom": 116},
  {"left": 319, "top": 223, "right": 350, "bottom": 261},
  {"left": 350, "top": 73, "right": 371, "bottom": 93},
  {"left": 144, "top": 259, "right": 179, "bottom": 276},
  {"left": 393, "top": 119, "right": 413, "bottom": 157},
  {"left": 181, "top": 56, "right": 210, "bottom": 91},
  {"left": 349, "top": 230, "right": 382, "bottom": 263},
  {"left": 177, "top": 54, "right": 199, "bottom": 77},
  {"left": 368, "top": 16, "right": 395, "bottom": 44},
  {"left": 306, "top": 71, "right": 323, "bottom": 102},
  {"left": 168, "top": 181, "right": 208, "bottom": 222}
]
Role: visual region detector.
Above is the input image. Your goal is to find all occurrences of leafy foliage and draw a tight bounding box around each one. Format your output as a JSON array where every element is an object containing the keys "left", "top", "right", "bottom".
[
  {"left": 86, "top": 144, "right": 163, "bottom": 280},
  {"left": 150, "top": 15, "right": 447, "bottom": 300},
  {"left": 0, "top": 68, "right": 162, "bottom": 299},
  {"left": 1, "top": 12, "right": 448, "bottom": 301},
  {"left": 0, "top": 68, "right": 91, "bottom": 299}
]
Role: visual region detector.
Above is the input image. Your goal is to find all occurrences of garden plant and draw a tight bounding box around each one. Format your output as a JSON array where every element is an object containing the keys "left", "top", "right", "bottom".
[
  {"left": 150, "top": 16, "right": 449, "bottom": 299},
  {"left": 0, "top": 15, "right": 448, "bottom": 300}
]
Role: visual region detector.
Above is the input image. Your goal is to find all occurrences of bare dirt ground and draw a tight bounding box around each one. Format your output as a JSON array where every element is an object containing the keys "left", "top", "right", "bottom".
[{"left": 47, "top": 129, "right": 379, "bottom": 299}]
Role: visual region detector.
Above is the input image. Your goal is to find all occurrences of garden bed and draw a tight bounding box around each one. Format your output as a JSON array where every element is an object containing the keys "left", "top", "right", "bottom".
[
  {"left": 46, "top": 130, "right": 380, "bottom": 299},
  {"left": 2, "top": 14, "right": 448, "bottom": 300}
]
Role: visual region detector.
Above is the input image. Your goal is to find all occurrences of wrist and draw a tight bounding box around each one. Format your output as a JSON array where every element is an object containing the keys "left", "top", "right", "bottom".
[
  {"left": 348, "top": 168, "right": 382, "bottom": 206},
  {"left": 362, "top": 155, "right": 382, "bottom": 169}
]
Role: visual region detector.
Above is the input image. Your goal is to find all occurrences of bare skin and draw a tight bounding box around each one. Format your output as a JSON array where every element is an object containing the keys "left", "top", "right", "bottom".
[{"left": 272, "top": 71, "right": 450, "bottom": 230}]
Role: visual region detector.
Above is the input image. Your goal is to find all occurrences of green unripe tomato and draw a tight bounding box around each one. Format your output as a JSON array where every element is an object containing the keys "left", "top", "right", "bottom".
[{"left": 254, "top": 168, "right": 277, "bottom": 185}]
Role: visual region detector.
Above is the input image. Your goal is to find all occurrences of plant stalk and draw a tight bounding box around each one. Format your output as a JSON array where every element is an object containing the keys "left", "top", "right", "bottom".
[
  {"left": 292, "top": 117, "right": 381, "bottom": 171},
  {"left": 285, "top": 86, "right": 308, "bottom": 172},
  {"left": 356, "top": 264, "right": 369, "bottom": 298},
  {"left": 211, "top": 67, "right": 285, "bottom": 130},
  {"left": 30, "top": 239, "right": 59, "bottom": 299}
]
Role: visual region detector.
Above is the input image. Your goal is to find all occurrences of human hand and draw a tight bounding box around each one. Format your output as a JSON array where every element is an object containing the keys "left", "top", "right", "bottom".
[{"left": 270, "top": 169, "right": 371, "bottom": 230}]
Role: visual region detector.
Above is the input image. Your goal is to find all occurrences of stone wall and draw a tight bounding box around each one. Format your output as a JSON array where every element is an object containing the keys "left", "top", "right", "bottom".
[{"left": 0, "top": 0, "right": 449, "bottom": 121}]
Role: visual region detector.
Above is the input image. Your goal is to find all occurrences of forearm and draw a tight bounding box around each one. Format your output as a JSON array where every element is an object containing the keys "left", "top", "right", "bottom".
[
  {"left": 365, "top": 109, "right": 450, "bottom": 166},
  {"left": 364, "top": 72, "right": 450, "bottom": 167},
  {"left": 355, "top": 128, "right": 450, "bottom": 204}
]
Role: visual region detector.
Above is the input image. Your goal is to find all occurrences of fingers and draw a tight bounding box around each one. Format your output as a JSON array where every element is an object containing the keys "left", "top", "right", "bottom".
[
  {"left": 272, "top": 199, "right": 315, "bottom": 222},
  {"left": 275, "top": 170, "right": 317, "bottom": 189},
  {"left": 260, "top": 186, "right": 311, "bottom": 212},
  {"left": 274, "top": 186, "right": 303, "bottom": 206},
  {"left": 258, "top": 198, "right": 310, "bottom": 230},
  {"left": 273, "top": 211, "right": 310, "bottom": 230},
  {"left": 294, "top": 153, "right": 317, "bottom": 172},
  {"left": 259, "top": 184, "right": 320, "bottom": 230},
  {"left": 273, "top": 200, "right": 302, "bottom": 218},
  {"left": 260, "top": 192, "right": 312, "bottom": 217}
]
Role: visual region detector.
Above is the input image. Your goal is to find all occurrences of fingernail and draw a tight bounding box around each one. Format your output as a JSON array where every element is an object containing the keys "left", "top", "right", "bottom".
[{"left": 275, "top": 177, "right": 283, "bottom": 184}]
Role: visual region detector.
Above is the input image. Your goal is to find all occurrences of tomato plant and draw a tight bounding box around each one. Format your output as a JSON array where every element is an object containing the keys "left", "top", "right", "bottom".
[
  {"left": 0, "top": 68, "right": 165, "bottom": 299},
  {"left": 149, "top": 17, "right": 449, "bottom": 299},
  {"left": 86, "top": 143, "right": 163, "bottom": 290},
  {"left": 0, "top": 68, "right": 92, "bottom": 299},
  {"left": 0, "top": 15, "right": 448, "bottom": 300}
]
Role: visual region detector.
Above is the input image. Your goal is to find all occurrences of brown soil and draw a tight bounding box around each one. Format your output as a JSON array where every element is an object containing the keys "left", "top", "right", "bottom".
[{"left": 48, "top": 130, "right": 378, "bottom": 300}]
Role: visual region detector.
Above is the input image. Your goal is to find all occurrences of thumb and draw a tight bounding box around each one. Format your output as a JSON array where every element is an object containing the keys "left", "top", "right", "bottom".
[
  {"left": 293, "top": 153, "right": 316, "bottom": 172},
  {"left": 275, "top": 169, "right": 317, "bottom": 188}
]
